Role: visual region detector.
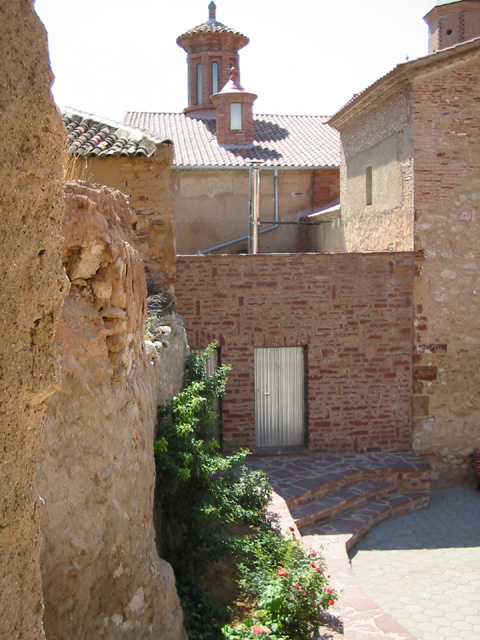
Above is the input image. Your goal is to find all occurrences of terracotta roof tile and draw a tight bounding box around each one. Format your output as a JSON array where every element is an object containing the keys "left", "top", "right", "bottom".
[
  {"left": 123, "top": 112, "right": 339, "bottom": 168},
  {"left": 63, "top": 110, "right": 172, "bottom": 158},
  {"left": 177, "top": 19, "right": 248, "bottom": 40}
]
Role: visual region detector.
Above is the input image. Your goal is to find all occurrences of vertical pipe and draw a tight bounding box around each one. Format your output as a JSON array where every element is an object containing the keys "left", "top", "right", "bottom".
[
  {"left": 273, "top": 168, "right": 279, "bottom": 224},
  {"left": 248, "top": 166, "right": 254, "bottom": 254},
  {"left": 248, "top": 165, "right": 260, "bottom": 254},
  {"left": 253, "top": 166, "right": 260, "bottom": 253}
]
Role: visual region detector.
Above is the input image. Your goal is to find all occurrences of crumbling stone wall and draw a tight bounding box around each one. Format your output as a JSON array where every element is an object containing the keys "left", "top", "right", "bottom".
[
  {"left": 0, "top": 2, "right": 66, "bottom": 638},
  {"left": 38, "top": 182, "right": 187, "bottom": 639},
  {"left": 73, "top": 151, "right": 176, "bottom": 302}
]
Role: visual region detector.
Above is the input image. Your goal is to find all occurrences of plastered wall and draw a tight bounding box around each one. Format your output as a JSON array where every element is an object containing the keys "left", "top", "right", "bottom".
[
  {"left": 330, "top": 87, "right": 415, "bottom": 254},
  {"left": 173, "top": 168, "right": 338, "bottom": 254}
]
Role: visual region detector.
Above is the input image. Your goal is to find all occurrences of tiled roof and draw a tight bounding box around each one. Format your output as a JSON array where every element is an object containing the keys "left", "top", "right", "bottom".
[
  {"left": 63, "top": 110, "right": 172, "bottom": 158},
  {"left": 123, "top": 112, "right": 340, "bottom": 168},
  {"left": 177, "top": 19, "right": 248, "bottom": 40}
]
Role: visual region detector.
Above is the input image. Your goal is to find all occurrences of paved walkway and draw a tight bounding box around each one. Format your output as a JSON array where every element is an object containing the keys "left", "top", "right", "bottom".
[
  {"left": 349, "top": 487, "right": 480, "bottom": 640},
  {"left": 248, "top": 455, "right": 479, "bottom": 638}
]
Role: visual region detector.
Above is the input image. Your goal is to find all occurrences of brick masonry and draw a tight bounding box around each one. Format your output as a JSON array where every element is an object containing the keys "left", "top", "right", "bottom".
[
  {"left": 176, "top": 252, "right": 414, "bottom": 454},
  {"left": 330, "top": 41, "right": 480, "bottom": 485},
  {"left": 412, "top": 51, "right": 480, "bottom": 484},
  {"left": 313, "top": 168, "right": 339, "bottom": 210}
]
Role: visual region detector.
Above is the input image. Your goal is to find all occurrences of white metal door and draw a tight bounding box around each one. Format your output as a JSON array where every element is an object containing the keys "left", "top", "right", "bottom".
[{"left": 255, "top": 347, "right": 305, "bottom": 448}]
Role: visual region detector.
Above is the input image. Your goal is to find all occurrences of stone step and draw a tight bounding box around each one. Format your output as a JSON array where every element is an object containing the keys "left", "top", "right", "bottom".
[
  {"left": 246, "top": 453, "right": 431, "bottom": 511},
  {"left": 300, "top": 491, "right": 430, "bottom": 551},
  {"left": 290, "top": 480, "right": 396, "bottom": 530}
]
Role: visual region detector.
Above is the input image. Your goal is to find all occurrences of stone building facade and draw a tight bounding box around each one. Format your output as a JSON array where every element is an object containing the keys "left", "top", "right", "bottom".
[{"left": 329, "top": 6, "right": 480, "bottom": 485}]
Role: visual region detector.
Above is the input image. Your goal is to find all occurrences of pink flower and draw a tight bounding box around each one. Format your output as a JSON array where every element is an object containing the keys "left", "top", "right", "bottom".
[
  {"left": 289, "top": 526, "right": 295, "bottom": 532},
  {"left": 328, "top": 599, "right": 335, "bottom": 606},
  {"left": 311, "top": 563, "right": 316, "bottom": 568},
  {"left": 316, "top": 568, "right": 322, "bottom": 574},
  {"left": 251, "top": 625, "right": 270, "bottom": 635},
  {"left": 312, "top": 552, "right": 317, "bottom": 557},
  {"left": 293, "top": 583, "right": 302, "bottom": 590},
  {"left": 277, "top": 567, "right": 289, "bottom": 577},
  {"left": 326, "top": 587, "right": 332, "bottom": 594}
]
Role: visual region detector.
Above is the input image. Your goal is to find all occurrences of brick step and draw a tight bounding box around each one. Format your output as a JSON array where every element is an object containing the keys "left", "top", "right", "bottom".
[
  {"left": 285, "top": 467, "right": 430, "bottom": 511},
  {"left": 290, "top": 480, "right": 396, "bottom": 530},
  {"left": 300, "top": 491, "right": 430, "bottom": 551}
]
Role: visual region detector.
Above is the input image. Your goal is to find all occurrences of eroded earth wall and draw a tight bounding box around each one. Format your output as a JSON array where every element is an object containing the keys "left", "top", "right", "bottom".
[
  {"left": 38, "top": 182, "right": 187, "bottom": 639},
  {"left": 0, "top": 2, "right": 66, "bottom": 638}
]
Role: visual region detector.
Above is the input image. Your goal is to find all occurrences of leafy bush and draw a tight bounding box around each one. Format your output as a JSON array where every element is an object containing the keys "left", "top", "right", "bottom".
[
  {"left": 223, "top": 528, "right": 337, "bottom": 640},
  {"left": 154, "top": 344, "right": 337, "bottom": 640},
  {"left": 154, "top": 345, "right": 272, "bottom": 637}
]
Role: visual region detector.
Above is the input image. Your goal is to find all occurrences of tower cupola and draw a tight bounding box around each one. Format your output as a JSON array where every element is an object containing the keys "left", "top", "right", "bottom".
[
  {"left": 424, "top": 0, "right": 480, "bottom": 53},
  {"left": 177, "top": 2, "right": 249, "bottom": 114}
]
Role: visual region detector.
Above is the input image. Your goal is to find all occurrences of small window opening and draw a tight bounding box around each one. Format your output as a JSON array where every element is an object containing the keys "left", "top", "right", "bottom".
[
  {"left": 366, "top": 166, "right": 373, "bottom": 206},
  {"left": 446, "top": 29, "right": 453, "bottom": 35},
  {"left": 212, "top": 61, "right": 219, "bottom": 95},
  {"left": 230, "top": 103, "right": 242, "bottom": 130},
  {"left": 196, "top": 63, "right": 202, "bottom": 105}
]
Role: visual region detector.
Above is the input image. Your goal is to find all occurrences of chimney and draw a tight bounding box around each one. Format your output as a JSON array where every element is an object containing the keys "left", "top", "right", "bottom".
[
  {"left": 211, "top": 67, "right": 257, "bottom": 146},
  {"left": 209, "top": 1, "right": 216, "bottom": 21}
]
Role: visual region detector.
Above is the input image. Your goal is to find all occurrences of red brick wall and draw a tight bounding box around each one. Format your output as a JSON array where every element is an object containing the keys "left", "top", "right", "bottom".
[
  {"left": 212, "top": 91, "right": 256, "bottom": 146},
  {"left": 176, "top": 252, "right": 414, "bottom": 454},
  {"left": 313, "top": 168, "right": 340, "bottom": 209}
]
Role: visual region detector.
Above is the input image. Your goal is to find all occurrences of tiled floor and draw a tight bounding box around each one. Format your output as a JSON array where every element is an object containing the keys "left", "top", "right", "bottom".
[
  {"left": 350, "top": 487, "right": 480, "bottom": 640},
  {"left": 247, "top": 454, "right": 480, "bottom": 639},
  {"left": 247, "top": 453, "right": 430, "bottom": 639},
  {"left": 246, "top": 452, "right": 430, "bottom": 504}
]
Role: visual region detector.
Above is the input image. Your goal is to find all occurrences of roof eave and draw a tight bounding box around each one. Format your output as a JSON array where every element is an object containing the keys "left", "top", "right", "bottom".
[
  {"left": 329, "top": 37, "right": 480, "bottom": 130},
  {"left": 172, "top": 163, "right": 338, "bottom": 170}
]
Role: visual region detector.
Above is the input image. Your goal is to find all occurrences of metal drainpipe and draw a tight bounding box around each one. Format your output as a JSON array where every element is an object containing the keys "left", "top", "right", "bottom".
[
  {"left": 198, "top": 168, "right": 279, "bottom": 255},
  {"left": 260, "top": 167, "right": 279, "bottom": 236},
  {"left": 248, "top": 165, "right": 260, "bottom": 254}
]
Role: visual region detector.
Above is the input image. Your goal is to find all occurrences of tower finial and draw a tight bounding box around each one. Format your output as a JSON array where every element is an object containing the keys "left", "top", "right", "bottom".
[{"left": 208, "top": 1, "right": 216, "bottom": 21}]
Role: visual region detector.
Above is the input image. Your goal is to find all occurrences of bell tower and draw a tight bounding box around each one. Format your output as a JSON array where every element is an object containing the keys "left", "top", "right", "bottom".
[
  {"left": 424, "top": 0, "right": 480, "bottom": 53},
  {"left": 177, "top": 2, "right": 249, "bottom": 114}
]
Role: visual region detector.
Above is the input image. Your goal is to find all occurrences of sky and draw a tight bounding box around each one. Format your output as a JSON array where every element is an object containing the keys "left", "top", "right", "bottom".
[{"left": 34, "top": 0, "right": 436, "bottom": 123}]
